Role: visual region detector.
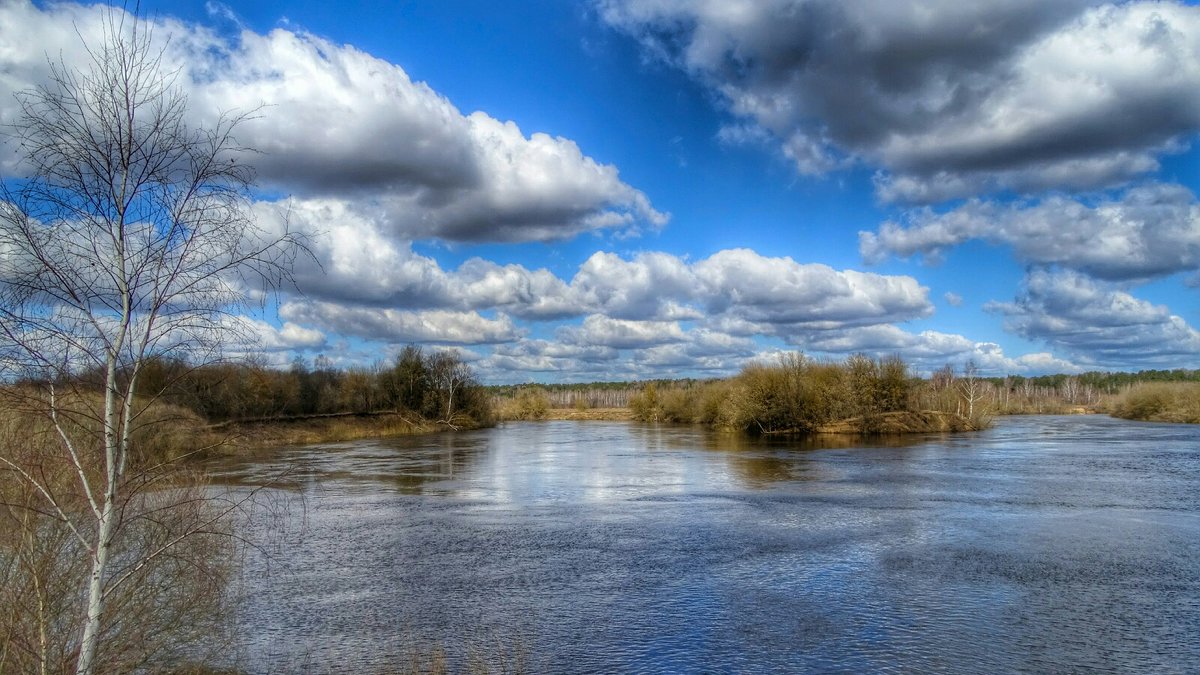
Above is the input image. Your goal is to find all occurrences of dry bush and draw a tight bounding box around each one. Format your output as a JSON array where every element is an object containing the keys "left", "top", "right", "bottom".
[
  {"left": 0, "top": 400, "right": 245, "bottom": 673},
  {"left": 627, "top": 354, "right": 925, "bottom": 434},
  {"left": 628, "top": 383, "right": 661, "bottom": 422},
  {"left": 495, "top": 388, "right": 551, "bottom": 421},
  {"left": 658, "top": 387, "right": 698, "bottom": 423},
  {"left": 1110, "top": 382, "right": 1200, "bottom": 423}
]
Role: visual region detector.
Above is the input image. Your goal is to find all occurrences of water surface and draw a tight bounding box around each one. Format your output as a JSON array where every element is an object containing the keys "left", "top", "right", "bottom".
[{"left": 208, "top": 416, "right": 1200, "bottom": 673}]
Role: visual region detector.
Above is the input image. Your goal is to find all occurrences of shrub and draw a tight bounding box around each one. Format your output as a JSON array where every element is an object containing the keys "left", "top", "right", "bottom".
[
  {"left": 628, "top": 383, "right": 661, "bottom": 422},
  {"left": 628, "top": 353, "right": 917, "bottom": 434},
  {"left": 1111, "top": 382, "right": 1200, "bottom": 423},
  {"left": 497, "top": 387, "right": 551, "bottom": 421}
]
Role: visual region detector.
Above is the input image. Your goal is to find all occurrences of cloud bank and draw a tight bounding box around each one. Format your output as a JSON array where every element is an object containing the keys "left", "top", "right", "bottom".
[
  {"left": 0, "top": 1, "right": 667, "bottom": 243},
  {"left": 860, "top": 183, "right": 1200, "bottom": 281},
  {"left": 987, "top": 269, "right": 1200, "bottom": 367},
  {"left": 601, "top": 0, "right": 1200, "bottom": 202}
]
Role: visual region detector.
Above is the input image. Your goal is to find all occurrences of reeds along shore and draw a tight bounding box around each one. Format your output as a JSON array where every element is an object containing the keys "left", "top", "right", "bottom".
[{"left": 1109, "top": 382, "right": 1200, "bottom": 423}]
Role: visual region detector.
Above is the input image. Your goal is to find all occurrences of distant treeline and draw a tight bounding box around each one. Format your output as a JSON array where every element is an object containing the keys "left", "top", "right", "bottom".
[
  {"left": 940, "top": 367, "right": 1200, "bottom": 414},
  {"left": 46, "top": 356, "right": 1197, "bottom": 430},
  {"left": 55, "top": 346, "right": 491, "bottom": 426},
  {"left": 487, "top": 380, "right": 710, "bottom": 409},
  {"left": 1001, "top": 369, "right": 1200, "bottom": 389}
]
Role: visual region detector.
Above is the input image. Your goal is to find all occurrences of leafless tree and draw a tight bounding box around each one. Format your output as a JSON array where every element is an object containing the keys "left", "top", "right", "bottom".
[
  {"left": 956, "top": 360, "right": 986, "bottom": 422},
  {"left": 427, "top": 351, "right": 475, "bottom": 428},
  {"left": 0, "top": 9, "right": 301, "bottom": 674},
  {"left": 1062, "top": 376, "right": 1080, "bottom": 405}
]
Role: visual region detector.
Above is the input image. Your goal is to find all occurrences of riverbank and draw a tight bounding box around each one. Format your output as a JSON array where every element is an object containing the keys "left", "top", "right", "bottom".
[
  {"left": 512, "top": 407, "right": 977, "bottom": 433},
  {"left": 200, "top": 410, "right": 492, "bottom": 455},
  {"left": 812, "top": 410, "right": 983, "bottom": 435},
  {"left": 1109, "top": 382, "right": 1200, "bottom": 424},
  {"left": 540, "top": 407, "right": 633, "bottom": 421}
]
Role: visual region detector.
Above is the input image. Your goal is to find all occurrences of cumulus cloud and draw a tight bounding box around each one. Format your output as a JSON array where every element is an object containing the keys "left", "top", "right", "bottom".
[
  {"left": 493, "top": 339, "right": 619, "bottom": 364},
  {"left": 694, "top": 249, "right": 932, "bottom": 327},
  {"left": 0, "top": 1, "right": 666, "bottom": 243},
  {"left": 861, "top": 183, "right": 1200, "bottom": 280},
  {"left": 279, "top": 301, "right": 522, "bottom": 345},
  {"left": 226, "top": 316, "right": 327, "bottom": 352},
  {"left": 252, "top": 198, "right": 582, "bottom": 318},
  {"left": 251, "top": 202, "right": 937, "bottom": 339},
  {"left": 570, "top": 251, "right": 702, "bottom": 320},
  {"left": 479, "top": 325, "right": 757, "bottom": 379},
  {"left": 601, "top": 0, "right": 1200, "bottom": 201},
  {"left": 559, "top": 315, "right": 688, "bottom": 349},
  {"left": 986, "top": 269, "right": 1200, "bottom": 367},
  {"left": 793, "top": 324, "right": 1082, "bottom": 374},
  {"left": 479, "top": 340, "right": 620, "bottom": 378},
  {"left": 561, "top": 248, "right": 933, "bottom": 334}
]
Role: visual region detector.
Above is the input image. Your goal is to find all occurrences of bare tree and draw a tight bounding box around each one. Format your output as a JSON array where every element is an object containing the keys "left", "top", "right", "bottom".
[
  {"left": 427, "top": 351, "right": 475, "bottom": 428},
  {"left": 956, "top": 360, "right": 986, "bottom": 422},
  {"left": 1062, "top": 376, "right": 1080, "bottom": 405},
  {"left": 0, "top": 10, "right": 300, "bottom": 674}
]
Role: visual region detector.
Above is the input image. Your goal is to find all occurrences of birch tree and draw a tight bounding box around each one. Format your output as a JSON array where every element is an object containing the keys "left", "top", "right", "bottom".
[
  {"left": 956, "top": 360, "right": 986, "bottom": 423},
  {"left": 0, "top": 10, "right": 300, "bottom": 674}
]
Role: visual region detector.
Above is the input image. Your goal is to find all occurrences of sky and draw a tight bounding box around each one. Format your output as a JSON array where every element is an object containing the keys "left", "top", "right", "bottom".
[{"left": 1, "top": 0, "right": 1198, "bottom": 382}]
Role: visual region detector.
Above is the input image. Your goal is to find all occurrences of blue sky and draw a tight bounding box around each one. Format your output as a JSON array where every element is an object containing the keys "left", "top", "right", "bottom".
[{"left": 2, "top": 0, "right": 1199, "bottom": 381}]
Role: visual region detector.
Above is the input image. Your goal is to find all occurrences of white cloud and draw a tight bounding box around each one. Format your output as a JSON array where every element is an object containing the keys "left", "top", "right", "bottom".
[
  {"left": 253, "top": 201, "right": 937, "bottom": 337},
  {"left": 570, "top": 251, "right": 702, "bottom": 320},
  {"left": 279, "top": 301, "right": 522, "bottom": 345},
  {"left": 602, "top": 0, "right": 1200, "bottom": 202},
  {"left": 0, "top": 1, "right": 666, "bottom": 243},
  {"left": 493, "top": 339, "right": 619, "bottom": 363},
  {"left": 559, "top": 315, "right": 687, "bottom": 349},
  {"left": 861, "top": 183, "right": 1200, "bottom": 281},
  {"left": 794, "top": 324, "right": 1083, "bottom": 375},
  {"left": 454, "top": 258, "right": 580, "bottom": 320},
  {"left": 225, "top": 317, "right": 327, "bottom": 352},
  {"left": 986, "top": 269, "right": 1200, "bottom": 367},
  {"left": 694, "top": 248, "right": 932, "bottom": 327}
]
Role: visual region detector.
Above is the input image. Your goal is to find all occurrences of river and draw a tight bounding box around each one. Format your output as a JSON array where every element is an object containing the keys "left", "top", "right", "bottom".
[{"left": 205, "top": 415, "right": 1200, "bottom": 673}]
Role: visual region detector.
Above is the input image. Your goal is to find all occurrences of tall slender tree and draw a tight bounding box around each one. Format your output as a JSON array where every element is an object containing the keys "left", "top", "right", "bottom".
[{"left": 0, "top": 8, "right": 301, "bottom": 673}]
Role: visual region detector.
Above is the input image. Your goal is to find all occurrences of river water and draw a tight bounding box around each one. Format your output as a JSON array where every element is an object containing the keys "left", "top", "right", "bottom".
[{"left": 206, "top": 415, "right": 1200, "bottom": 673}]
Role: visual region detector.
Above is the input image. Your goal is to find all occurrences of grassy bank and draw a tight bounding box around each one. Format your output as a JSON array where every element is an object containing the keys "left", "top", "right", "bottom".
[
  {"left": 491, "top": 386, "right": 634, "bottom": 422},
  {"left": 0, "top": 388, "right": 490, "bottom": 473},
  {"left": 205, "top": 411, "right": 491, "bottom": 453},
  {"left": 1109, "top": 382, "right": 1200, "bottom": 423}
]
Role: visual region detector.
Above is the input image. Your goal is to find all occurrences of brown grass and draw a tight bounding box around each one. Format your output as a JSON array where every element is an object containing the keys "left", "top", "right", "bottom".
[
  {"left": 539, "top": 407, "right": 632, "bottom": 421},
  {"left": 205, "top": 412, "right": 442, "bottom": 452},
  {"left": 493, "top": 387, "right": 550, "bottom": 421},
  {"left": 0, "top": 402, "right": 240, "bottom": 673},
  {"left": 1109, "top": 382, "right": 1200, "bottom": 424},
  {"left": 813, "top": 410, "right": 981, "bottom": 434}
]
